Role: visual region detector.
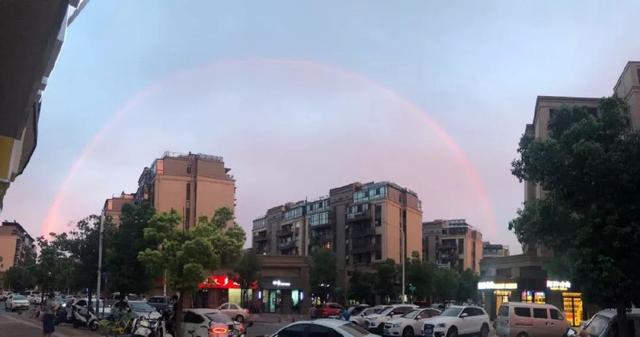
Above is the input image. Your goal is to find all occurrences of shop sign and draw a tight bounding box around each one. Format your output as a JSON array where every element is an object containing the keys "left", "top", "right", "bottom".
[
  {"left": 547, "top": 280, "right": 571, "bottom": 291},
  {"left": 199, "top": 275, "right": 257, "bottom": 289},
  {"left": 272, "top": 279, "right": 291, "bottom": 287},
  {"left": 478, "top": 281, "right": 518, "bottom": 290}
]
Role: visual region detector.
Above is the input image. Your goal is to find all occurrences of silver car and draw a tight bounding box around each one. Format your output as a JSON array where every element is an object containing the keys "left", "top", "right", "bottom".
[{"left": 218, "top": 303, "right": 250, "bottom": 323}]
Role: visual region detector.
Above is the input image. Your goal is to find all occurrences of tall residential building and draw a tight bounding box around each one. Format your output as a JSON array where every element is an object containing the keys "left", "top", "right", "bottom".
[
  {"left": 0, "top": 1, "right": 87, "bottom": 209},
  {"left": 482, "top": 242, "right": 510, "bottom": 258},
  {"left": 102, "top": 192, "right": 136, "bottom": 225},
  {"left": 422, "top": 219, "right": 483, "bottom": 273},
  {"left": 136, "top": 152, "right": 236, "bottom": 230},
  {"left": 251, "top": 181, "right": 423, "bottom": 291},
  {"left": 0, "top": 221, "right": 35, "bottom": 272}
]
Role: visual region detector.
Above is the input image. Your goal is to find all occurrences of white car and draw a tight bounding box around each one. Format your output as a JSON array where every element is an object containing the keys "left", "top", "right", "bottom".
[
  {"left": 422, "top": 306, "right": 490, "bottom": 337},
  {"left": 364, "top": 304, "right": 419, "bottom": 334},
  {"left": 181, "top": 308, "right": 244, "bottom": 337},
  {"left": 383, "top": 308, "right": 441, "bottom": 337},
  {"left": 218, "top": 302, "right": 250, "bottom": 323},
  {"left": 351, "top": 306, "right": 391, "bottom": 327},
  {"left": 5, "top": 294, "right": 30, "bottom": 311},
  {"left": 266, "top": 319, "right": 378, "bottom": 337}
]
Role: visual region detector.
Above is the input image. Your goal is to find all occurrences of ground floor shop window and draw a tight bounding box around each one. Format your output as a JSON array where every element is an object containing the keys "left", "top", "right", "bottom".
[
  {"left": 562, "top": 292, "right": 583, "bottom": 327},
  {"left": 494, "top": 290, "right": 511, "bottom": 316}
]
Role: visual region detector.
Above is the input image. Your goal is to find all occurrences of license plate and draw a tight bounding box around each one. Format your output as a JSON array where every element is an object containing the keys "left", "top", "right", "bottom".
[{"left": 424, "top": 327, "right": 434, "bottom": 337}]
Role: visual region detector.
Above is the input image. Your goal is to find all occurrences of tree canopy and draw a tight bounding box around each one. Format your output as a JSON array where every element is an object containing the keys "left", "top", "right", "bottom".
[
  {"left": 309, "top": 250, "right": 337, "bottom": 302},
  {"left": 510, "top": 97, "right": 640, "bottom": 337}
]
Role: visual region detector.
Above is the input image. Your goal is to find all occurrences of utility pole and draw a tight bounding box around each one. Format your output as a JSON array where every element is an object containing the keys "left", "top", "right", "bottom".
[{"left": 96, "top": 214, "right": 104, "bottom": 315}]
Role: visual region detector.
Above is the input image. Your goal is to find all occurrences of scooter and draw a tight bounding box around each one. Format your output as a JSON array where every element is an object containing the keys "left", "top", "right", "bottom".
[
  {"left": 132, "top": 311, "right": 166, "bottom": 337},
  {"left": 71, "top": 303, "right": 99, "bottom": 330}
]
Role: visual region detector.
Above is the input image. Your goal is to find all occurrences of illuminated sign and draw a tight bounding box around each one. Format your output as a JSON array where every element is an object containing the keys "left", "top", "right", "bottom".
[
  {"left": 272, "top": 279, "right": 291, "bottom": 287},
  {"left": 198, "top": 275, "right": 257, "bottom": 289},
  {"left": 478, "top": 281, "right": 518, "bottom": 290},
  {"left": 547, "top": 280, "right": 571, "bottom": 291}
]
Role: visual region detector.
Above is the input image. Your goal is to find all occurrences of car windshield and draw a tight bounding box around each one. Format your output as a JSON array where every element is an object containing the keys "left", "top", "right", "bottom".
[
  {"left": 340, "top": 322, "right": 370, "bottom": 337},
  {"left": 402, "top": 310, "right": 421, "bottom": 319},
  {"left": 351, "top": 306, "right": 367, "bottom": 316},
  {"left": 206, "top": 313, "right": 232, "bottom": 323},
  {"left": 375, "top": 306, "right": 392, "bottom": 314},
  {"left": 13, "top": 295, "right": 26, "bottom": 300},
  {"left": 441, "top": 307, "right": 463, "bottom": 317},
  {"left": 129, "top": 302, "right": 155, "bottom": 313},
  {"left": 584, "top": 315, "right": 610, "bottom": 337}
]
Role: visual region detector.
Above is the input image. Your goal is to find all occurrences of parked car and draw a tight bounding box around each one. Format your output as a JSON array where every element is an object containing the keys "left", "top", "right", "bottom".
[
  {"left": 128, "top": 300, "right": 162, "bottom": 319},
  {"left": 148, "top": 296, "right": 170, "bottom": 313},
  {"left": 364, "top": 304, "right": 419, "bottom": 334},
  {"left": 181, "top": 308, "right": 244, "bottom": 337},
  {"left": 565, "top": 308, "right": 640, "bottom": 337},
  {"left": 384, "top": 307, "right": 441, "bottom": 337},
  {"left": 351, "top": 306, "right": 391, "bottom": 327},
  {"left": 347, "top": 305, "right": 370, "bottom": 318},
  {"left": 310, "top": 302, "right": 344, "bottom": 319},
  {"left": 421, "top": 305, "right": 490, "bottom": 337},
  {"left": 218, "top": 302, "right": 250, "bottom": 322},
  {"left": 5, "top": 294, "right": 30, "bottom": 311},
  {"left": 0, "top": 291, "right": 12, "bottom": 301},
  {"left": 28, "top": 293, "right": 42, "bottom": 304},
  {"left": 263, "top": 319, "right": 378, "bottom": 337},
  {"left": 496, "top": 302, "right": 569, "bottom": 337},
  {"left": 71, "top": 298, "right": 111, "bottom": 319}
]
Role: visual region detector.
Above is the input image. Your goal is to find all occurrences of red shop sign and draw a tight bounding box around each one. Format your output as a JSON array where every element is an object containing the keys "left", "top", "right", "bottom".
[{"left": 198, "top": 275, "right": 257, "bottom": 289}]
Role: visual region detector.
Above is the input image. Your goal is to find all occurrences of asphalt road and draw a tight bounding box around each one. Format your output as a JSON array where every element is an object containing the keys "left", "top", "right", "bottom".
[{"left": 0, "top": 303, "right": 98, "bottom": 337}]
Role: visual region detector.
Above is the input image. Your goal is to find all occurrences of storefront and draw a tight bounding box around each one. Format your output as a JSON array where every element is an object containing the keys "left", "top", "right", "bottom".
[
  {"left": 477, "top": 281, "right": 519, "bottom": 318},
  {"left": 196, "top": 274, "right": 256, "bottom": 308},
  {"left": 257, "top": 277, "right": 305, "bottom": 314},
  {"left": 545, "top": 280, "right": 583, "bottom": 327}
]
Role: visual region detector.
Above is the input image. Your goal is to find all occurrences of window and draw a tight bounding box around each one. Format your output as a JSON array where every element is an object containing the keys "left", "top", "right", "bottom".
[
  {"left": 550, "top": 309, "right": 562, "bottom": 320},
  {"left": 183, "top": 311, "right": 204, "bottom": 324},
  {"left": 186, "top": 165, "right": 191, "bottom": 174},
  {"left": 498, "top": 305, "right": 509, "bottom": 317},
  {"left": 514, "top": 307, "right": 531, "bottom": 317},
  {"left": 277, "top": 323, "right": 308, "bottom": 337},
  {"left": 308, "top": 325, "right": 341, "bottom": 337},
  {"left": 219, "top": 304, "right": 229, "bottom": 309},
  {"left": 186, "top": 183, "right": 191, "bottom": 200},
  {"left": 533, "top": 308, "right": 548, "bottom": 319},
  {"left": 461, "top": 308, "right": 474, "bottom": 316},
  {"left": 458, "top": 239, "right": 464, "bottom": 254}
]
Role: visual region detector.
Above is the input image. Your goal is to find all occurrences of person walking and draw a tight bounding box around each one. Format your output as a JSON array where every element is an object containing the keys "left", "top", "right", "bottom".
[{"left": 42, "top": 293, "right": 58, "bottom": 337}]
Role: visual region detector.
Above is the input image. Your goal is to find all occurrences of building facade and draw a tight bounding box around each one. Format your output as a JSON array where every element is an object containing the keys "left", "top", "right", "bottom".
[
  {"left": 102, "top": 192, "right": 136, "bottom": 225},
  {"left": 136, "top": 152, "right": 236, "bottom": 230},
  {"left": 422, "top": 219, "right": 483, "bottom": 273},
  {"left": 0, "top": 221, "right": 35, "bottom": 272},
  {"left": 251, "top": 181, "right": 423, "bottom": 297},
  {"left": 482, "top": 242, "right": 510, "bottom": 258}
]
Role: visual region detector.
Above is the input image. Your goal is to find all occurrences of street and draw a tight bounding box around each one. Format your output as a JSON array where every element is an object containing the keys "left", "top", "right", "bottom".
[{"left": 0, "top": 305, "right": 98, "bottom": 337}]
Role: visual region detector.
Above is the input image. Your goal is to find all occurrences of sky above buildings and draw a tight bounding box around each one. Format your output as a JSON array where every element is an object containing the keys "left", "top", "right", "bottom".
[{"left": 3, "top": 1, "right": 640, "bottom": 253}]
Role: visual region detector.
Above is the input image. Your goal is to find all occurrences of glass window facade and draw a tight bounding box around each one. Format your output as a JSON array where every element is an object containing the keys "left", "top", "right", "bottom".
[
  {"left": 308, "top": 212, "right": 329, "bottom": 226},
  {"left": 285, "top": 207, "right": 303, "bottom": 220},
  {"left": 353, "top": 186, "right": 387, "bottom": 203}
]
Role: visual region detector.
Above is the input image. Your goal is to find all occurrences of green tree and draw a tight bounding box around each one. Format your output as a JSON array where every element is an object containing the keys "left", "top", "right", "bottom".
[
  {"left": 139, "top": 208, "right": 245, "bottom": 337},
  {"left": 433, "top": 267, "right": 459, "bottom": 302},
  {"left": 510, "top": 97, "right": 640, "bottom": 337},
  {"left": 348, "top": 269, "right": 373, "bottom": 304},
  {"left": 4, "top": 265, "right": 35, "bottom": 291},
  {"left": 309, "top": 251, "right": 337, "bottom": 303},
  {"left": 456, "top": 269, "right": 478, "bottom": 303},
  {"left": 106, "top": 202, "right": 155, "bottom": 295},
  {"left": 234, "top": 250, "right": 261, "bottom": 308},
  {"left": 374, "top": 259, "right": 398, "bottom": 303},
  {"left": 406, "top": 251, "right": 433, "bottom": 302}
]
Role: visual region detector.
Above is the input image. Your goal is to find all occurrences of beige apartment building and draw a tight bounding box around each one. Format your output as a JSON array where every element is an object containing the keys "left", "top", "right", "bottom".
[
  {"left": 422, "top": 219, "right": 483, "bottom": 273},
  {"left": 103, "top": 192, "right": 136, "bottom": 225},
  {"left": 136, "top": 152, "right": 236, "bottom": 230},
  {"left": 251, "top": 181, "right": 423, "bottom": 293},
  {"left": 0, "top": 221, "right": 35, "bottom": 272}
]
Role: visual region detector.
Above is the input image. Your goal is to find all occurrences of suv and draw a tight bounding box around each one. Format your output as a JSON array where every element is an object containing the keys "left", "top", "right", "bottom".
[
  {"left": 566, "top": 308, "right": 640, "bottom": 337},
  {"left": 311, "top": 303, "right": 344, "bottom": 319},
  {"left": 147, "top": 296, "right": 170, "bottom": 313},
  {"left": 496, "top": 302, "right": 569, "bottom": 337},
  {"left": 422, "top": 305, "right": 490, "bottom": 337},
  {"left": 364, "top": 304, "right": 419, "bottom": 334}
]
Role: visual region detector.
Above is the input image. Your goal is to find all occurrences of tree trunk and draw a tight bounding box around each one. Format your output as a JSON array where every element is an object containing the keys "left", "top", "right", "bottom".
[
  {"left": 175, "top": 295, "right": 185, "bottom": 337},
  {"left": 617, "top": 300, "right": 629, "bottom": 337}
]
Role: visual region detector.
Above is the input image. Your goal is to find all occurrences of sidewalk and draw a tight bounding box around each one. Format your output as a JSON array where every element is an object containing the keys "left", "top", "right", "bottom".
[{"left": 251, "top": 313, "right": 309, "bottom": 323}]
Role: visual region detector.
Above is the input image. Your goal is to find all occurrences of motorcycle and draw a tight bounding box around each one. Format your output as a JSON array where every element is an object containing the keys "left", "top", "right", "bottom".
[
  {"left": 71, "top": 303, "right": 99, "bottom": 330},
  {"left": 132, "top": 312, "right": 166, "bottom": 337}
]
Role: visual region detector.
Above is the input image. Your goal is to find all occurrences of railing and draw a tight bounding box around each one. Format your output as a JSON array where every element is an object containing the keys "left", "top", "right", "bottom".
[
  {"left": 351, "top": 227, "right": 376, "bottom": 237},
  {"left": 277, "top": 228, "right": 294, "bottom": 237},
  {"left": 347, "top": 208, "right": 372, "bottom": 220},
  {"left": 352, "top": 243, "right": 380, "bottom": 254},
  {"left": 279, "top": 240, "right": 297, "bottom": 249}
]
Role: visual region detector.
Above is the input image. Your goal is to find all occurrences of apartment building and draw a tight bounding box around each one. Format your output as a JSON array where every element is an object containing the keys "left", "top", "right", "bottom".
[
  {"left": 0, "top": 221, "right": 35, "bottom": 272},
  {"left": 483, "top": 242, "right": 510, "bottom": 258},
  {"left": 102, "top": 192, "right": 136, "bottom": 225},
  {"left": 136, "top": 152, "right": 236, "bottom": 230},
  {"left": 422, "top": 219, "right": 483, "bottom": 273},
  {"left": 252, "top": 181, "right": 423, "bottom": 273}
]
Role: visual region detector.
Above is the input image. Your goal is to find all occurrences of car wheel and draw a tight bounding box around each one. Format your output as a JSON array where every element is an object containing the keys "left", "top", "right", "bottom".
[
  {"left": 403, "top": 326, "right": 415, "bottom": 337},
  {"left": 73, "top": 320, "right": 79, "bottom": 329},
  {"left": 480, "top": 324, "right": 489, "bottom": 337},
  {"left": 446, "top": 326, "right": 458, "bottom": 337},
  {"left": 236, "top": 314, "right": 244, "bottom": 322},
  {"left": 89, "top": 321, "right": 98, "bottom": 331}
]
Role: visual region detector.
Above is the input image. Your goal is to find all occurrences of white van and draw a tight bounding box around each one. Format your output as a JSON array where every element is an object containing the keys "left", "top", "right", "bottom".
[{"left": 496, "top": 302, "right": 569, "bottom": 337}]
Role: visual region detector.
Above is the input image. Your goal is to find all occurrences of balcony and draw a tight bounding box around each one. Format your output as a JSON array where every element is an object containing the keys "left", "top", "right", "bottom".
[
  {"left": 352, "top": 242, "right": 380, "bottom": 254},
  {"left": 253, "top": 235, "right": 268, "bottom": 242},
  {"left": 277, "top": 227, "right": 294, "bottom": 237},
  {"left": 347, "top": 208, "right": 372, "bottom": 221},
  {"left": 310, "top": 232, "right": 332, "bottom": 244},
  {"left": 351, "top": 227, "right": 376, "bottom": 238},
  {"left": 279, "top": 240, "right": 297, "bottom": 250}
]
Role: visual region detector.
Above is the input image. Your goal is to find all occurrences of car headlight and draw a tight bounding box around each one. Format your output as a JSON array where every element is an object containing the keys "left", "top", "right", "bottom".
[
  {"left": 140, "top": 320, "right": 150, "bottom": 327},
  {"left": 437, "top": 323, "right": 447, "bottom": 328},
  {"left": 392, "top": 323, "right": 401, "bottom": 328}
]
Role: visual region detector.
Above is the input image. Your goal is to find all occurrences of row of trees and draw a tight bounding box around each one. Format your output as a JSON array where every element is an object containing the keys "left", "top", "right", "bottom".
[{"left": 309, "top": 250, "right": 478, "bottom": 305}]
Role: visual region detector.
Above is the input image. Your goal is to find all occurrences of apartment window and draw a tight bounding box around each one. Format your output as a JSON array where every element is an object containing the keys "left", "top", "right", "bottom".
[
  {"left": 458, "top": 239, "right": 464, "bottom": 254},
  {"left": 186, "top": 165, "right": 192, "bottom": 174},
  {"left": 185, "top": 207, "right": 191, "bottom": 226},
  {"left": 375, "top": 204, "right": 382, "bottom": 226},
  {"left": 186, "top": 183, "right": 191, "bottom": 201}
]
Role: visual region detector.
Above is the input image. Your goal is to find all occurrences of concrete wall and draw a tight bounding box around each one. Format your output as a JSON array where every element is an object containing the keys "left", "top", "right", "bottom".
[{"left": 0, "top": 236, "right": 17, "bottom": 271}]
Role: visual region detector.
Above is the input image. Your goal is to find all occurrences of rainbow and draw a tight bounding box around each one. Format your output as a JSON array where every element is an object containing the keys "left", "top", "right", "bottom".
[{"left": 42, "top": 59, "right": 497, "bottom": 236}]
